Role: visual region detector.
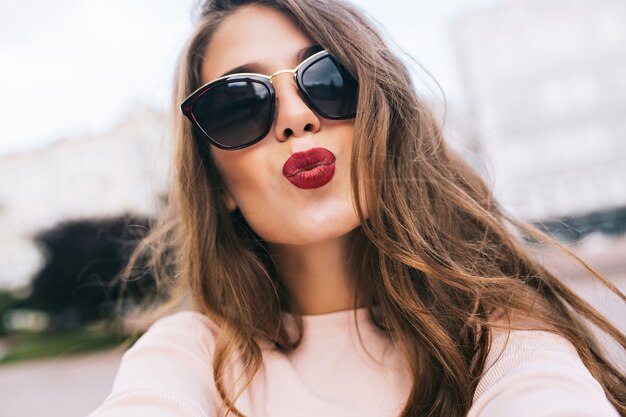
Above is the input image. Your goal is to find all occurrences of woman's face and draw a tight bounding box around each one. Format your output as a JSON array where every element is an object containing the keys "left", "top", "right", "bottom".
[{"left": 201, "top": 4, "right": 364, "bottom": 245}]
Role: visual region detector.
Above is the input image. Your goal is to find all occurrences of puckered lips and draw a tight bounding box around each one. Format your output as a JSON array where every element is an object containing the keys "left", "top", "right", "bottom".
[{"left": 282, "top": 147, "right": 336, "bottom": 189}]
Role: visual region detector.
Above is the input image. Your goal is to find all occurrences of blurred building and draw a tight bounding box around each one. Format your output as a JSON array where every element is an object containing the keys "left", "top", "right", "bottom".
[
  {"left": 0, "top": 108, "right": 172, "bottom": 290},
  {"left": 451, "top": 0, "right": 626, "bottom": 235},
  {"left": 431, "top": 100, "right": 489, "bottom": 179}
]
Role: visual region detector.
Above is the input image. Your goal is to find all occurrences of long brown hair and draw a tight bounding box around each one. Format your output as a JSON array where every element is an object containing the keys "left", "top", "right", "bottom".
[{"left": 118, "top": 0, "right": 626, "bottom": 416}]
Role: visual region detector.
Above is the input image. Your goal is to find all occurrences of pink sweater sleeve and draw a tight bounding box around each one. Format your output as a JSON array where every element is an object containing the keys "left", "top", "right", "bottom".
[
  {"left": 87, "top": 311, "right": 219, "bottom": 417},
  {"left": 468, "top": 330, "right": 620, "bottom": 417}
]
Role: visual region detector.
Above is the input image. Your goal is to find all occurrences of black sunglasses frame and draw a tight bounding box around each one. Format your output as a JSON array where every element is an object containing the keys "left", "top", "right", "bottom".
[{"left": 180, "top": 49, "right": 358, "bottom": 150}]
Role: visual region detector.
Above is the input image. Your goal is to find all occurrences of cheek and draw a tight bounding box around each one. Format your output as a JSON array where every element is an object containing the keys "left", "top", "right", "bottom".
[{"left": 210, "top": 146, "right": 274, "bottom": 209}]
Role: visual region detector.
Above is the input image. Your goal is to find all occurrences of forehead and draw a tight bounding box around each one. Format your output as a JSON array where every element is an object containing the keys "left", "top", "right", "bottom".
[{"left": 201, "top": 4, "right": 315, "bottom": 83}]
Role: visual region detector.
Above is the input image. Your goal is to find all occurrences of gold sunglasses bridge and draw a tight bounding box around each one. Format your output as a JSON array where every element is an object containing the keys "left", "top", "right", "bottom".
[{"left": 268, "top": 69, "right": 297, "bottom": 83}]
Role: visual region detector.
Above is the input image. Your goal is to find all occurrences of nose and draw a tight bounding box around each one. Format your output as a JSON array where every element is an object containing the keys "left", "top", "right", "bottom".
[{"left": 271, "top": 73, "right": 321, "bottom": 142}]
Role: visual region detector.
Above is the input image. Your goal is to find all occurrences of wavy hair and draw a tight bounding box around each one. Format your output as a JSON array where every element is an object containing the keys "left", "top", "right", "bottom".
[{"left": 118, "top": 0, "right": 626, "bottom": 416}]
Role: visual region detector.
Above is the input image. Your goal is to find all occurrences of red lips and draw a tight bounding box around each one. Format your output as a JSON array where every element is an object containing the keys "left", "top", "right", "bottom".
[{"left": 283, "top": 147, "right": 336, "bottom": 189}]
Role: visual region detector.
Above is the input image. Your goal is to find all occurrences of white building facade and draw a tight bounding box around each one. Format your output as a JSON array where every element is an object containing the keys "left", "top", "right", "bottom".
[{"left": 451, "top": 0, "right": 626, "bottom": 223}]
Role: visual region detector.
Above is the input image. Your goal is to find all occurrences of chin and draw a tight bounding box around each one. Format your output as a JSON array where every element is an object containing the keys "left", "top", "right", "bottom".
[
  {"left": 256, "top": 223, "right": 352, "bottom": 245},
  {"left": 285, "top": 218, "right": 361, "bottom": 245}
]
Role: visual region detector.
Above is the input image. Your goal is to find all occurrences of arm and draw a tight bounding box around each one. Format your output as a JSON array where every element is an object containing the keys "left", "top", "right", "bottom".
[
  {"left": 87, "top": 311, "right": 219, "bottom": 417},
  {"left": 468, "top": 330, "right": 620, "bottom": 417}
]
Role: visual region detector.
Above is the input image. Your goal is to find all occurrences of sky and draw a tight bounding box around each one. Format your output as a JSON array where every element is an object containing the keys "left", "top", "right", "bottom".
[{"left": 0, "top": 0, "right": 505, "bottom": 156}]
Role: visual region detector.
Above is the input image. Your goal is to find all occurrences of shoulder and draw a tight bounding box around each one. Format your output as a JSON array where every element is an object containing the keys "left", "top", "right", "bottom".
[
  {"left": 117, "top": 310, "right": 221, "bottom": 381},
  {"left": 88, "top": 310, "right": 221, "bottom": 417},
  {"left": 468, "top": 329, "right": 620, "bottom": 417},
  {"left": 131, "top": 310, "right": 220, "bottom": 354}
]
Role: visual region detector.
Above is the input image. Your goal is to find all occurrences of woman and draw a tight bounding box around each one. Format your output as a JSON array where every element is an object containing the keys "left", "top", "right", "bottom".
[{"left": 89, "top": 0, "right": 625, "bottom": 416}]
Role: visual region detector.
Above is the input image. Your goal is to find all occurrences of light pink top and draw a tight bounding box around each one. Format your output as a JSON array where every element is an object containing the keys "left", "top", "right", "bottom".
[{"left": 88, "top": 308, "right": 620, "bottom": 417}]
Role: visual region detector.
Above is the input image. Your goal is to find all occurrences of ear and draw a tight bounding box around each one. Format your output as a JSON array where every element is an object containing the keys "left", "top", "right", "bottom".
[{"left": 222, "top": 187, "right": 238, "bottom": 213}]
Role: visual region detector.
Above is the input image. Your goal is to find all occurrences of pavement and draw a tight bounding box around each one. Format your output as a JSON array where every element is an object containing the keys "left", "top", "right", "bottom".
[{"left": 0, "top": 347, "right": 124, "bottom": 417}]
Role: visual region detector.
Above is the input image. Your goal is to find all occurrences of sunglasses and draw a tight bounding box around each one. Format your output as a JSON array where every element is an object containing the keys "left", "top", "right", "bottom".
[{"left": 180, "top": 49, "right": 358, "bottom": 150}]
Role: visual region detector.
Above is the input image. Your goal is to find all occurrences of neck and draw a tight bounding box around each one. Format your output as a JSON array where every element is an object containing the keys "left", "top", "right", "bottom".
[{"left": 267, "top": 230, "right": 362, "bottom": 315}]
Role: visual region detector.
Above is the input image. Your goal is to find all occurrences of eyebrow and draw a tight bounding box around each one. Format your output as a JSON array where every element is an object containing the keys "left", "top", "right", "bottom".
[{"left": 217, "top": 44, "right": 323, "bottom": 78}]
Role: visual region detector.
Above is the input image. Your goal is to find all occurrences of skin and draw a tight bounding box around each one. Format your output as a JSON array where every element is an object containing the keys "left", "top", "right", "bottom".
[{"left": 202, "top": 4, "right": 367, "bottom": 315}]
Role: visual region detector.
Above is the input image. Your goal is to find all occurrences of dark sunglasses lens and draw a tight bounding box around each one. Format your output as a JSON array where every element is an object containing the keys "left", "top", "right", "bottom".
[
  {"left": 192, "top": 80, "right": 271, "bottom": 148},
  {"left": 301, "top": 56, "right": 358, "bottom": 118}
]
